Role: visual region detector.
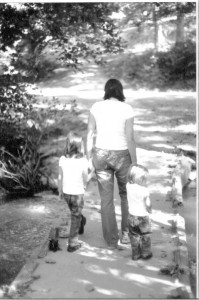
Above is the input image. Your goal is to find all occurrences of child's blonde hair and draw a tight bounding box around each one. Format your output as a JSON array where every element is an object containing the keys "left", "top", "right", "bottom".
[
  {"left": 64, "top": 132, "right": 84, "bottom": 158},
  {"left": 127, "top": 164, "right": 149, "bottom": 186}
]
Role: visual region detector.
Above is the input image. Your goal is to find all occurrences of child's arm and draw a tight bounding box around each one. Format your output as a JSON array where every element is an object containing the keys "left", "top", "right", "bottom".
[
  {"left": 58, "top": 166, "right": 63, "bottom": 200},
  {"left": 145, "top": 195, "right": 152, "bottom": 214}
]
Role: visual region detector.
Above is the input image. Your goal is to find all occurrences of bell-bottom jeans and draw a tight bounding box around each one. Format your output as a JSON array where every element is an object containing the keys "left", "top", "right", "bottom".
[{"left": 92, "top": 147, "right": 132, "bottom": 246}]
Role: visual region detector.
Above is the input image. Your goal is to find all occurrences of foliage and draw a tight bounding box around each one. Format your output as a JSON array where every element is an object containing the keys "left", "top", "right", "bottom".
[
  {"left": 119, "top": 2, "right": 196, "bottom": 51},
  {"left": 0, "top": 2, "right": 126, "bottom": 198},
  {"left": 0, "top": 3, "right": 125, "bottom": 80},
  {"left": 0, "top": 126, "right": 44, "bottom": 196},
  {"left": 157, "top": 40, "right": 196, "bottom": 86},
  {"left": 0, "top": 123, "right": 46, "bottom": 197},
  {"left": 103, "top": 51, "right": 164, "bottom": 89},
  {"left": 104, "top": 40, "right": 196, "bottom": 90},
  {"left": 115, "top": 2, "right": 196, "bottom": 89},
  {"left": 0, "top": 68, "right": 40, "bottom": 196},
  {"left": 0, "top": 72, "right": 35, "bottom": 119},
  {"left": 124, "top": 51, "right": 163, "bottom": 87},
  {"left": 120, "top": 2, "right": 196, "bottom": 28},
  {"left": 0, "top": 96, "right": 85, "bottom": 197}
]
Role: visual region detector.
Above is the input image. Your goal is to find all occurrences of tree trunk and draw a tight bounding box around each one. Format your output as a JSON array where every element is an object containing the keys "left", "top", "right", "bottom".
[
  {"left": 176, "top": 4, "right": 185, "bottom": 45},
  {"left": 152, "top": 3, "right": 159, "bottom": 52}
]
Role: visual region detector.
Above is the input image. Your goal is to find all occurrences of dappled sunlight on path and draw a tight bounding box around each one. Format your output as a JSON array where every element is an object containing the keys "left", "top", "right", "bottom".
[
  {"left": 6, "top": 146, "right": 194, "bottom": 298},
  {"left": 30, "top": 62, "right": 196, "bottom": 103},
  {"left": 30, "top": 61, "right": 196, "bottom": 156}
]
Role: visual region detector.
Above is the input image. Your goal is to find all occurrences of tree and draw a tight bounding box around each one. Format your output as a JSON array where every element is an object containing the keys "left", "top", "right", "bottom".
[
  {"left": 157, "top": 2, "right": 196, "bottom": 46},
  {"left": 0, "top": 3, "right": 125, "bottom": 81},
  {"left": 175, "top": 2, "right": 195, "bottom": 45},
  {"left": 119, "top": 2, "right": 196, "bottom": 51},
  {"left": 0, "top": 3, "right": 126, "bottom": 118},
  {"left": 0, "top": 3, "right": 127, "bottom": 196}
]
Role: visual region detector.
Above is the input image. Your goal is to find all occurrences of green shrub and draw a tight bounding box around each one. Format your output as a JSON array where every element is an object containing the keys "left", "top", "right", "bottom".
[
  {"left": 104, "top": 41, "right": 196, "bottom": 90},
  {"left": 123, "top": 50, "right": 165, "bottom": 89},
  {"left": 0, "top": 96, "right": 83, "bottom": 197},
  {"left": 104, "top": 51, "right": 166, "bottom": 89},
  {"left": 157, "top": 40, "right": 196, "bottom": 87},
  {"left": 0, "top": 126, "right": 44, "bottom": 197}
]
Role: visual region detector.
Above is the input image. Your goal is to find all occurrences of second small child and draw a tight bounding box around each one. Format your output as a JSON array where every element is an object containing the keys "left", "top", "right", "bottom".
[{"left": 126, "top": 164, "right": 152, "bottom": 260}]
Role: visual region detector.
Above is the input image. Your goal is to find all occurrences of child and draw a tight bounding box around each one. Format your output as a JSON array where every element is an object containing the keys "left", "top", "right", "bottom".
[
  {"left": 58, "top": 132, "right": 88, "bottom": 252},
  {"left": 126, "top": 164, "right": 152, "bottom": 260}
]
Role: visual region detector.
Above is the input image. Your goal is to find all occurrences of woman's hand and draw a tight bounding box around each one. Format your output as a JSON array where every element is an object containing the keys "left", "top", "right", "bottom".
[
  {"left": 58, "top": 166, "right": 63, "bottom": 201},
  {"left": 58, "top": 192, "right": 64, "bottom": 201},
  {"left": 87, "top": 159, "right": 96, "bottom": 183}
]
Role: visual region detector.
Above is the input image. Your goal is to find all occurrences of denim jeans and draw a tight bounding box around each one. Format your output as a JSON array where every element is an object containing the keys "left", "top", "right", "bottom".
[
  {"left": 63, "top": 194, "right": 84, "bottom": 246},
  {"left": 128, "top": 215, "right": 152, "bottom": 258},
  {"left": 92, "top": 147, "right": 132, "bottom": 246}
]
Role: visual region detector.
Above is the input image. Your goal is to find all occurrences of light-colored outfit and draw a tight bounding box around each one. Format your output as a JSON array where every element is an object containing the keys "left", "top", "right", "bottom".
[
  {"left": 90, "top": 98, "right": 135, "bottom": 246},
  {"left": 126, "top": 183, "right": 150, "bottom": 216},
  {"left": 126, "top": 183, "right": 152, "bottom": 259},
  {"left": 59, "top": 156, "right": 88, "bottom": 195},
  {"left": 59, "top": 156, "right": 88, "bottom": 246}
]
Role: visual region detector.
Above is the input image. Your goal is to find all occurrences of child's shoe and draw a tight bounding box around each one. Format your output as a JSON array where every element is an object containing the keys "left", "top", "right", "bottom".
[
  {"left": 107, "top": 244, "right": 118, "bottom": 250},
  {"left": 79, "top": 215, "right": 86, "bottom": 234},
  {"left": 141, "top": 234, "right": 152, "bottom": 259},
  {"left": 132, "top": 248, "right": 142, "bottom": 260},
  {"left": 67, "top": 243, "right": 81, "bottom": 252},
  {"left": 132, "top": 254, "right": 142, "bottom": 260},
  {"left": 142, "top": 253, "right": 153, "bottom": 259}
]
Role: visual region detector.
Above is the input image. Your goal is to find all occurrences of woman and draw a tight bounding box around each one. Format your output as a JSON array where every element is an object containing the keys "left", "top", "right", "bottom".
[{"left": 87, "top": 78, "right": 137, "bottom": 249}]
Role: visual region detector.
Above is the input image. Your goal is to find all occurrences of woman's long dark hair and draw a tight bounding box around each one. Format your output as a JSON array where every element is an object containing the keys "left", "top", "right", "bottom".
[
  {"left": 64, "top": 132, "right": 84, "bottom": 158},
  {"left": 104, "top": 78, "right": 125, "bottom": 102}
]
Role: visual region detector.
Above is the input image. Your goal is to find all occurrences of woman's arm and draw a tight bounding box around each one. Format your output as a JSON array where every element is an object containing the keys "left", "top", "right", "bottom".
[
  {"left": 86, "top": 112, "right": 96, "bottom": 162},
  {"left": 125, "top": 117, "right": 137, "bottom": 164},
  {"left": 82, "top": 159, "right": 89, "bottom": 189},
  {"left": 58, "top": 166, "right": 63, "bottom": 199}
]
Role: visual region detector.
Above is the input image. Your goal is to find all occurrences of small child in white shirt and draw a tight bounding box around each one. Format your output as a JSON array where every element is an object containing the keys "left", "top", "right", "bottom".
[
  {"left": 126, "top": 164, "right": 152, "bottom": 260},
  {"left": 58, "top": 132, "right": 88, "bottom": 252}
]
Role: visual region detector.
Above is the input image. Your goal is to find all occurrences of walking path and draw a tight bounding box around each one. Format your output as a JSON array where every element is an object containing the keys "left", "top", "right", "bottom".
[{"left": 8, "top": 148, "right": 193, "bottom": 299}]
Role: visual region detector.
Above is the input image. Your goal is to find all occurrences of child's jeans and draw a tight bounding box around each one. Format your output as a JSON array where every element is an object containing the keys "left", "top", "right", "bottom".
[
  {"left": 128, "top": 215, "right": 152, "bottom": 259},
  {"left": 63, "top": 194, "right": 84, "bottom": 246}
]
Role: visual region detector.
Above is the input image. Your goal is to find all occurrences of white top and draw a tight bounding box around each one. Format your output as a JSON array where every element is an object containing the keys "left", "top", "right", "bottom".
[
  {"left": 126, "top": 183, "right": 150, "bottom": 216},
  {"left": 90, "top": 99, "right": 134, "bottom": 150},
  {"left": 59, "top": 156, "right": 88, "bottom": 195}
]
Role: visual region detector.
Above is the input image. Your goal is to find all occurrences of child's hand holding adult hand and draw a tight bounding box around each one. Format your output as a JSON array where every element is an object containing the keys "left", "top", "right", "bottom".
[
  {"left": 88, "top": 159, "right": 93, "bottom": 172},
  {"left": 147, "top": 205, "right": 152, "bottom": 214}
]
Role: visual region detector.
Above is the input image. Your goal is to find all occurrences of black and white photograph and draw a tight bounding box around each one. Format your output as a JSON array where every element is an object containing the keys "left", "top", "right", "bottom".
[{"left": 0, "top": 1, "right": 197, "bottom": 298}]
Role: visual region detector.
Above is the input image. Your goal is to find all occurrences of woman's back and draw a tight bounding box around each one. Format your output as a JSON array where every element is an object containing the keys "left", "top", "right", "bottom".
[{"left": 90, "top": 98, "right": 134, "bottom": 150}]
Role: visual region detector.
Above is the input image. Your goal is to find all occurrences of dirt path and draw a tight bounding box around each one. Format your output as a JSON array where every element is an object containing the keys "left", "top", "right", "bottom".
[{"left": 7, "top": 149, "right": 194, "bottom": 299}]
